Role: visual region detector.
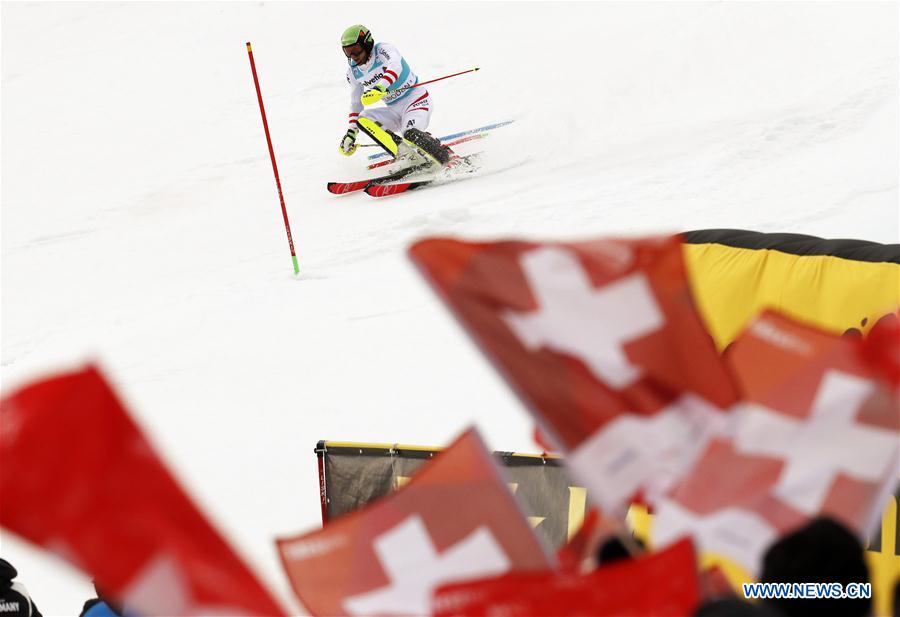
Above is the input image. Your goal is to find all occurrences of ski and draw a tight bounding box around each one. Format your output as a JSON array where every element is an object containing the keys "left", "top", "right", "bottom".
[
  {"left": 363, "top": 153, "right": 482, "bottom": 198},
  {"left": 367, "top": 132, "right": 488, "bottom": 171},
  {"left": 326, "top": 178, "right": 374, "bottom": 195},
  {"left": 365, "top": 120, "right": 514, "bottom": 161},
  {"left": 326, "top": 163, "right": 430, "bottom": 195},
  {"left": 364, "top": 180, "right": 430, "bottom": 197}
]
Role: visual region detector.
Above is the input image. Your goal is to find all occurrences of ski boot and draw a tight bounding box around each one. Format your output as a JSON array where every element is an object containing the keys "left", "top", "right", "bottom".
[
  {"left": 402, "top": 128, "right": 452, "bottom": 165},
  {"left": 357, "top": 117, "right": 441, "bottom": 171}
]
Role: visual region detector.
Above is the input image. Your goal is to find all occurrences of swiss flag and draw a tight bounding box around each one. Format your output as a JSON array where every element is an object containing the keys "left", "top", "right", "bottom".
[
  {"left": 276, "top": 428, "right": 551, "bottom": 616},
  {"left": 654, "top": 311, "right": 900, "bottom": 574},
  {"left": 0, "top": 365, "right": 286, "bottom": 616},
  {"left": 432, "top": 537, "right": 701, "bottom": 616},
  {"left": 409, "top": 235, "right": 739, "bottom": 513}
]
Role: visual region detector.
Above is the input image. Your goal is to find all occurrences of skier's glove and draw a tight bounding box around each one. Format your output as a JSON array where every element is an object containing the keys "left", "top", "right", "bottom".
[
  {"left": 361, "top": 84, "right": 388, "bottom": 106},
  {"left": 339, "top": 128, "right": 358, "bottom": 156}
]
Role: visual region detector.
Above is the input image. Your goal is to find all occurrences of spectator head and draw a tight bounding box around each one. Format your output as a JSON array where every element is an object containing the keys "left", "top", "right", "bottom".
[
  {"left": 0, "top": 558, "right": 17, "bottom": 588},
  {"left": 693, "top": 597, "right": 779, "bottom": 616},
  {"left": 595, "top": 534, "right": 645, "bottom": 567},
  {"left": 760, "top": 517, "right": 870, "bottom": 617}
]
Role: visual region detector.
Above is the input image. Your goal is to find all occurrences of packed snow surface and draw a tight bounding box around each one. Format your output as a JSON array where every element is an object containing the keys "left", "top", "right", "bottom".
[{"left": 2, "top": 2, "right": 897, "bottom": 612}]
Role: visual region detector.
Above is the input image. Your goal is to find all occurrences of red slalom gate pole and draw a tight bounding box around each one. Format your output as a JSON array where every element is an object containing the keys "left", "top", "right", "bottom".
[{"left": 246, "top": 42, "right": 299, "bottom": 275}]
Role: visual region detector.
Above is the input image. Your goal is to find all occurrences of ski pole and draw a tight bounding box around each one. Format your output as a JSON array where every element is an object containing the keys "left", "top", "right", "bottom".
[
  {"left": 357, "top": 68, "right": 482, "bottom": 146},
  {"left": 361, "top": 120, "right": 514, "bottom": 151},
  {"left": 392, "top": 67, "right": 479, "bottom": 95},
  {"left": 246, "top": 42, "right": 300, "bottom": 276}
]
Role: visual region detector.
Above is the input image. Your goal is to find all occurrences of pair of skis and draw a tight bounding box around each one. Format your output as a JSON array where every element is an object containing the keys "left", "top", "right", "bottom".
[
  {"left": 327, "top": 154, "right": 480, "bottom": 198},
  {"left": 330, "top": 116, "right": 446, "bottom": 197},
  {"left": 326, "top": 162, "right": 433, "bottom": 197},
  {"left": 327, "top": 120, "right": 512, "bottom": 198}
]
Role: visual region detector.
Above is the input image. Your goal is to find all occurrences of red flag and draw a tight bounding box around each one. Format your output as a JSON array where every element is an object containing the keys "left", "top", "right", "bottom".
[
  {"left": 409, "top": 235, "right": 739, "bottom": 512},
  {"left": 276, "top": 428, "right": 551, "bottom": 616},
  {"left": 859, "top": 311, "right": 900, "bottom": 387},
  {"left": 0, "top": 365, "right": 286, "bottom": 616},
  {"left": 555, "top": 507, "right": 601, "bottom": 572},
  {"left": 654, "top": 311, "right": 900, "bottom": 575},
  {"left": 433, "top": 538, "right": 701, "bottom": 616}
]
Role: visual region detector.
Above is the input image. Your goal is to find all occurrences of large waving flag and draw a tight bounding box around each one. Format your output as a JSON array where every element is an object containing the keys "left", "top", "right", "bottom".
[
  {"left": 433, "top": 537, "right": 701, "bottom": 616},
  {"left": 654, "top": 311, "right": 900, "bottom": 574},
  {"left": 277, "top": 428, "right": 551, "bottom": 616},
  {"left": 0, "top": 365, "right": 286, "bottom": 615},
  {"left": 409, "top": 235, "right": 739, "bottom": 512}
]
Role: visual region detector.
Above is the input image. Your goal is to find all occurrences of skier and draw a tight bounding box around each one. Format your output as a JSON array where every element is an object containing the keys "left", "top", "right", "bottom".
[{"left": 338, "top": 25, "right": 452, "bottom": 165}]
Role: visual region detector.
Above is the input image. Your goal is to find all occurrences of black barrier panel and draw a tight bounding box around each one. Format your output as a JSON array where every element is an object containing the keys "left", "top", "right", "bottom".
[
  {"left": 316, "top": 441, "right": 900, "bottom": 560},
  {"left": 316, "top": 442, "right": 585, "bottom": 552}
]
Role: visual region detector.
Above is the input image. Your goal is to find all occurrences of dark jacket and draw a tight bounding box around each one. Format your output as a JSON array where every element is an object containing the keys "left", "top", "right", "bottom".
[{"left": 0, "top": 559, "right": 42, "bottom": 617}]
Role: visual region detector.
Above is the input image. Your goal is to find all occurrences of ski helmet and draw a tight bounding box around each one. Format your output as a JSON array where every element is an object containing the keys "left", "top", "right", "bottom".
[{"left": 341, "top": 24, "right": 374, "bottom": 54}]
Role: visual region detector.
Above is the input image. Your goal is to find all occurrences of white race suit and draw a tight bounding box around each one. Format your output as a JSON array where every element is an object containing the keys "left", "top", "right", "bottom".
[{"left": 345, "top": 42, "right": 433, "bottom": 135}]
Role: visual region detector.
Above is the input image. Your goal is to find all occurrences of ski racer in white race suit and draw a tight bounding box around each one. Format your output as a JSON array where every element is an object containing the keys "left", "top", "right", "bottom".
[{"left": 338, "top": 24, "right": 451, "bottom": 164}]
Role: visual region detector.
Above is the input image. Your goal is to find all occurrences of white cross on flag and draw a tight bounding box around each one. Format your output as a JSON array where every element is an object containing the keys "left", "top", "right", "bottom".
[
  {"left": 653, "top": 311, "right": 900, "bottom": 575},
  {"left": 276, "top": 429, "right": 551, "bottom": 616},
  {"left": 409, "top": 235, "right": 739, "bottom": 513}
]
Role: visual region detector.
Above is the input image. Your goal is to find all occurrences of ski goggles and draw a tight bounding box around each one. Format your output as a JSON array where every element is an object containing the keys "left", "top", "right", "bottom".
[{"left": 342, "top": 43, "right": 364, "bottom": 59}]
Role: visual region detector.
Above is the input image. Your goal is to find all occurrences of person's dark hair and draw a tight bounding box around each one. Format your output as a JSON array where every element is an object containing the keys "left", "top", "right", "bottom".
[
  {"left": 0, "top": 558, "right": 17, "bottom": 588},
  {"left": 760, "top": 517, "right": 870, "bottom": 617},
  {"left": 0, "top": 557, "right": 19, "bottom": 583},
  {"left": 693, "top": 597, "right": 779, "bottom": 616},
  {"left": 595, "top": 535, "right": 645, "bottom": 567}
]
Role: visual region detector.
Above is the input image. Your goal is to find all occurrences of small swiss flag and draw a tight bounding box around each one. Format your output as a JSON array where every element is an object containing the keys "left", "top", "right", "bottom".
[{"left": 276, "top": 428, "right": 551, "bottom": 616}]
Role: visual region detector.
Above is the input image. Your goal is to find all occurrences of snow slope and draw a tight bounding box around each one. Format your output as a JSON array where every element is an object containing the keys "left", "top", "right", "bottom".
[{"left": 2, "top": 2, "right": 897, "bottom": 613}]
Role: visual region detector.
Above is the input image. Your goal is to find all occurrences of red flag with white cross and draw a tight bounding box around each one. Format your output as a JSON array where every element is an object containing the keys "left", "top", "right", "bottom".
[
  {"left": 0, "top": 365, "right": 286, "bottom": 616},
  {"left": 276, "top": 428, "right": 551, "bottom": 616},
  {"left": 409, "top": 235, "right": 740, "bottom": 513},
  {"left": 432, "top": 538, "right": 701, "bottom": 616},
  {"left": 654, "top": 311, "right": 900, "bottom": 575}
]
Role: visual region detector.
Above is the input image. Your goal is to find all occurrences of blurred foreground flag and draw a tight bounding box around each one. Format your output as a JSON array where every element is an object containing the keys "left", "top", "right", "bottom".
[
  {"left": 277, "top": 428, "right": 551, "bottom": 616},
  {"left": 859, "top": 311, "right": 900, "bottom": 386},
  {"left": 409, "top": 235, "right": 739, "bottom": 512},
  {"left": 654, "top": 312, "right": 900, "bottom": 575},
  {"left": 0, "top": 365, "right": 286, "bottom": 616},
  {"left": 432, "top": 538, "right": 701, "bottom": 616}
]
